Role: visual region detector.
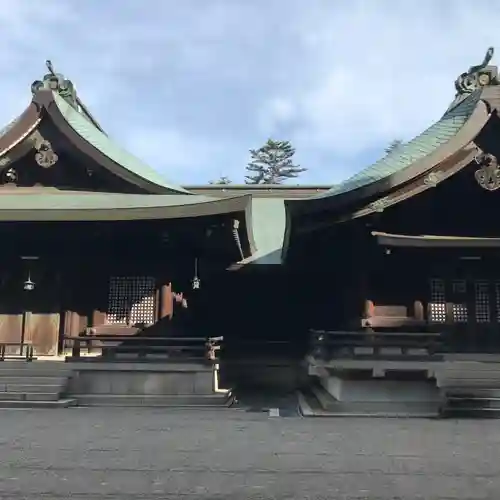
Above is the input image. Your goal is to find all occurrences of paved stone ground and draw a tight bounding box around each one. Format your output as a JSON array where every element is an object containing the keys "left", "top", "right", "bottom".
[{"left": 0, "top": 408, "right": 499, "bottom": 499}]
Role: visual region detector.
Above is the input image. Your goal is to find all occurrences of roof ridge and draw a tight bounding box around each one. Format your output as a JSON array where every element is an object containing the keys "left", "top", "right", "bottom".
[
  {"left": 50, "top": 91, "right": 190, "bottom": 194},
  {"left": 28, "top": 60, "right": 190, "bottom": 195},
  {"left": 315, "top": 89, "right": 483, "bottom": 199},
  {"left": 31, "top": 60, "right": 106, "bottom": 134},
  {"left": 311, "top": 47, "right": 500, "bottom": 201}
]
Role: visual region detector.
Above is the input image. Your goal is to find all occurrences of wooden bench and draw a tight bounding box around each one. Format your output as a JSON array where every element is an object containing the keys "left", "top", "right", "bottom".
[
  {"left": 64, "top": 335, "right": 222, "bottom": 362},
  {"left": 0, "top": 342, "right": 34, "bottom": 361},
  {"left": 361, "top": 302, "right": 426, "bottom": 329}
]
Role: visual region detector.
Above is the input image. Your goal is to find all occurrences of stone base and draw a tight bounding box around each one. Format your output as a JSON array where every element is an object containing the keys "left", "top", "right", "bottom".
[
  {"left": 320, "top": 376, "right": 441, "bottom": 404},
  {"left": 0, "top": 399, "right": 77, "bottom": 409},
  {"left": 298, "top": 370, "right": 442, "bottom": 418},
  {"left": 297, "top": 389, "right": 439, "bottom": 418},
  {"left": 75, "top": 393, "right": 233, "bottom": 407},
  {"left": 67, "top": 362, "right": 216, "bottom": 396},
  {"left": 65, "top": 361, "right": 231, "bottom": 408}
]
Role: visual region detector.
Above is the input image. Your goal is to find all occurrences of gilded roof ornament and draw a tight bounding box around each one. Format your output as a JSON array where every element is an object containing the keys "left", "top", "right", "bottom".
[
  {"left": 423, "top": 171, "right": 444, "bottom": 188},
  {"left": 369, "top": 197, "right": 390, "bottom": 213},
  {"left": 455, "top": 47, "right": 498, "bottom": 94}
]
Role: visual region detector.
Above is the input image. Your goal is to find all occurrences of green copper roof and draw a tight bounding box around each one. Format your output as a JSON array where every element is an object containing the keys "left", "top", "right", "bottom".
[
  {"left": 52, "top": 92, "right": 190, "bottom": 194},
  {"left": 0, "top": 191, "right": 251, "bottom": 221},
  {"left": 317, "top": 89, "right": 482, "bottom": 198},
  {"left": 235, "top": 198, "right": 286, "bottom": 265},
  {"left": 0, "top": 192, "right": 207, "bottom": 210}
]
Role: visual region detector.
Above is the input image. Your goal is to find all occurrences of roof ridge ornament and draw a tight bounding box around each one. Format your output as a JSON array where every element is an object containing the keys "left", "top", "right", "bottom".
[
  {"left": 31, "top": 60, "right": 78, "bottom": 108},
  {"left": 31, "top": 60, "right": 107, "bottom": 134},
  {"left": 455, "top": 47, "right": 498, "bottom": 95}
]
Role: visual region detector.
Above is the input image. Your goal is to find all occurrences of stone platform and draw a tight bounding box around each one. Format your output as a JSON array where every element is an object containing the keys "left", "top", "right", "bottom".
[
  {"left": 66, "top": 361, "right": 232, "bottom": 407},
  {"left": 300, "top": 359, "right": 443, "bottom": 417}
]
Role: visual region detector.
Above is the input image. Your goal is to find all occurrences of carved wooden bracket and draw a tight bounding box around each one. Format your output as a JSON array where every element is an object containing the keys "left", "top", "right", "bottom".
[
  {"left": 474, "top": 152, "right": 500, "bottom": 191},
  {"left": 31, "top": 130, "right": 58, "bottom": 168}
]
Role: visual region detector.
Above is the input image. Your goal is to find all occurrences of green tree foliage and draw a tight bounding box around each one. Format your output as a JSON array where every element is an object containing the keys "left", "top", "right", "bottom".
[
  {"left": 245, "top": 139, "right": 306, "bottom": 184},
  {"left": 209, "top": 176, "right": 232, "bottom": 185}
]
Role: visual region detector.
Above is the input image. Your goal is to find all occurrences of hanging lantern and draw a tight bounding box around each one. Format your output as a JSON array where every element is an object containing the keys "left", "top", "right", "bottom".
[
  {"left": 21, "top": 256, "right": 38, "bottom": 292},
  {"left": 192, "top": 258, "right": 201, "bottom": 290},
  {"left": 23, "top": 271, "right": 35, "bottom": 291}
]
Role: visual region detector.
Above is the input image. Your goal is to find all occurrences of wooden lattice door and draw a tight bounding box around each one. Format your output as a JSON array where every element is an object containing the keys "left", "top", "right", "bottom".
[
  {"left": 106, "top": 276, "right": 156, "bottom": 326},
  {"left": 428, "top": 277, "right": 500, "bottom": 350}
]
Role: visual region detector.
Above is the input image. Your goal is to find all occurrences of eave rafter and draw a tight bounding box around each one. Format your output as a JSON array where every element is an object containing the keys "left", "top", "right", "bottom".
[
  {"left": 295, "top": 143, "right": 480, "bottom": 236},
  {"left": 351, "top": 144, "right": 479, "bottom": 221}
]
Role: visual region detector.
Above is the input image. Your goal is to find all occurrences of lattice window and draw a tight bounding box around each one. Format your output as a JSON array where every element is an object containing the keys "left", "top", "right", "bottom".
[
  {"left": 495, "top": 282, "right": 500, "bottom": 323},
  {"left": 475, "top": 280, "right": 491, "bottom": 323},
  {"left": 429, "top": 278, "right": 446, "bottom": 323},
  {"left": 106, "top": 276, "right": 156, "bottom": 326},
  {"left": 452, "top": 280, "right": 468, "bottom": 323}
]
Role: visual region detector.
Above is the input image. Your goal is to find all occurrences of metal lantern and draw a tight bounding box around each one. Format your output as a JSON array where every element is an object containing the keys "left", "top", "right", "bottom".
[
  {"left": 23, "top": 272, "right": 35, "bottom": 291},
  {"left": 192, "top": 258, "right": 201, "bottom": 290},
  {"left": 21, "top": 256, "right": 38, "bottom": 292}
]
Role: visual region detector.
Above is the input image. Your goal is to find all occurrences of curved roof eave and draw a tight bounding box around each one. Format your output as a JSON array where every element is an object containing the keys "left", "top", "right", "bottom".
[
  {"left": 282, "top": 91, "right": 490, "bottom": 262},
  {"left": 0, "top": 102, "right": 42, "bottom": 159},
  {"left": 0, "top": 192, "right": 253, "bottom": 221},
  {"left": 286, "top": 90, "right": 489, "bottom": 218},
  {"left": 33, "top": 89, "right": 191, "bottom": 195}
]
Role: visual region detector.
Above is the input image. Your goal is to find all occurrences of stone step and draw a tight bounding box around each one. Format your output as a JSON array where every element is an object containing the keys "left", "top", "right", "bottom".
[
  {"left": 0, "top": 376, "right": 67, "bottom": 385},
  {"left": 0, "top": 368, "right": 71, "bottom": 378},
  {"left": 441, "top": 407, "right": 500, "bottom": 418},
  {"left": 299, "top": 387, "right": 440, "bottom": 418},
  {"left": 439, "top": 379, "right": 500, "bottom": 388},
  {"left": 442, "top": 371, "right": 500, "bottom": 376},
  {"left": 446, "top": 396, "right": 500, "bottom": 409},
  {"left": 0, "top": 392, "right": 61, "bottom": 401},
  {"left": 438, "top": 372, "right": 500, "bottom": 383},
  {"left": 75, "top": 394, "right": 233, "bottom": 407},
  {"left": 441, "top": 387, "right": 500, "bottom": 399},
  {"left": 298, "top": 390, "right": 438, "bottom": 418},
  {"left": 1, "top": 384, "right": 63, "bottom": 393},
  {"left": 0, "top": 398, "right": 77, "bottom": 409}
]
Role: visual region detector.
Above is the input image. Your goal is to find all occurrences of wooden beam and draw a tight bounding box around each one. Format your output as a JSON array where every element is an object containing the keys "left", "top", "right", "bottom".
[{"left": 372, "top": 231, "right": 500, "bottom": 249}]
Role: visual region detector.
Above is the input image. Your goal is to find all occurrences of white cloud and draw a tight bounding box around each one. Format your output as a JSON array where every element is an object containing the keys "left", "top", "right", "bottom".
[
  {"left": 122, "top": 128, "right": 237, "bottom": 183},
  {"left": 257, "top": 97, "right": 296, "bottom": 134},
  {"left": 288, "top": 1, "right": 498, "bottom": 155},
  {"left": 0, "top": 0, "right": 498, "bottom": 184}
]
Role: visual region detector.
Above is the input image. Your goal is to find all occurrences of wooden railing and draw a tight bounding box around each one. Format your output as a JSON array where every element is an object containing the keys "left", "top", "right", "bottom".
[
  {"left": 221, "top": 339, "right": 304, "bottom": 360},
  {"left": 63, "top": 334, "right": 223, "bottom": 363},
  {"left": 309, "top": 329, "right": 443, "bottom": 360},
  {"left": 0, "top": 342, "right": 34, "bottom": 361}
]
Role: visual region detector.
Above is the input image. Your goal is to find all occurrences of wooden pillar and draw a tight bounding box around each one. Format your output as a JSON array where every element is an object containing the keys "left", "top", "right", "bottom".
[
  {"left": 92, "top": 309, "right": 106, "bottom": 327},
  {"left": 69, "top": 311, "right": 81, "bottom": 336},
  {"left": 363, "top": 300, "right": 375, "bottom": 319},
  {"left": 159, "top": 283, "right": 173, "bottom": 319},
  {"left": 413, "top": 300, "right": 424, "bottom": 322}
]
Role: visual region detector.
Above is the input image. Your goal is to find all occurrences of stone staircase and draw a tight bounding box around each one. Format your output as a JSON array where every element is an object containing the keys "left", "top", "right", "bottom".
[
  {"left": 0, "top": 361, "right": 76, "bottom": 408},
  {"left": 298, "top": 382, "right": 441, "bottom": 418},
  {"left": 437, "top": 362, "right": 500, "bottom": 418},
  {"left": 74, "top": 393, "right": 233, "bottom": 407}
]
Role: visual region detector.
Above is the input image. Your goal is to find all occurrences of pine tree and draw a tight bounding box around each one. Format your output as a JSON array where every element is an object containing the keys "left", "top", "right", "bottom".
[
  {"left": 209, "top": 176, "right": 232, "bottom": 185},
  {"left": 245, "top": 139, "right": 306, "bottom": 184},
  {"left": 385, "top": 139, "right": 404, "bottom": 155}
]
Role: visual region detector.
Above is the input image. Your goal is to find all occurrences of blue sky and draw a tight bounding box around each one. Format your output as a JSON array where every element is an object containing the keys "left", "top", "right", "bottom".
[{"left": 1, "top": 0, "right": 499, "bottom": 185}]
